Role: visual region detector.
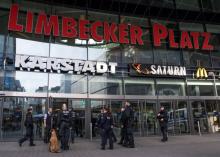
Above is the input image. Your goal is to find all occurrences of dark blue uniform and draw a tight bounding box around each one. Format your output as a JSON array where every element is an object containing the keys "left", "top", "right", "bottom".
[
  {"left": 123, "top": 106, "right": 135, "bottom": 148},
  {"left": 157, "top": 110, "right": 168, "bottom": 142},
  {"left": 19, "top": 111, "right": 35, "bottom": 146},
  {"left": 100, "top": 113, "right": 114, "bottom": 150},
  {"left": 58, "top": 110, "right": 71, "bottom": 150},
  {"left": 70, "top": 109, "right": 76, "bottom": 143},
  {"left": 44, "top": 112, "right": 53, "bottom": 143},
  {"left": 118, "top": 110, "right": 126, "bottom": 145}
]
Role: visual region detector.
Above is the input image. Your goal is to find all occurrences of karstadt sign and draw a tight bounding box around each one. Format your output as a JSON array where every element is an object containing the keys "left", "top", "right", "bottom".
[
  {"left": 15, "top": 55, "right": 117, "bottom": 75},
  {"left": 8, "top": 3, "right": 214, "bottom": 51}
]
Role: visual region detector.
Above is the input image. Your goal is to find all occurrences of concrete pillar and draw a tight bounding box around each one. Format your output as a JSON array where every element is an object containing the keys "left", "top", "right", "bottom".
[{"left": 84, "top": 99, "right": 91, "bottom": 138}]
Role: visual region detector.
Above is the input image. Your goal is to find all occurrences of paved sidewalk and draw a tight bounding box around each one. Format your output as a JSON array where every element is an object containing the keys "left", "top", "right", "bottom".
[{"left": 0, "top": 135, "right": 220, "bottom": 157}]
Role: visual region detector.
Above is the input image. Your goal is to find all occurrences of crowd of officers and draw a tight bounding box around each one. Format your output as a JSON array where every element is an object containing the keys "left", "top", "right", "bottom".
[{"left": 18, "top": 102, "right": 169, "bottom": 151}]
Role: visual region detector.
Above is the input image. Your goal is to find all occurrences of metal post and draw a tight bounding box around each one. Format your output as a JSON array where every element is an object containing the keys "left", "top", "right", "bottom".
[
  {"left": 197, "top": 120, "right": 202, "bottom": 136},
  {"left": 90, "top": 123, "right": 93, "bottom": 141}
]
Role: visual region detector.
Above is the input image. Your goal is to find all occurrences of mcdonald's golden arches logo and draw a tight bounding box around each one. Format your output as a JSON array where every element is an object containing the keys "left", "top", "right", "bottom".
[{"left": 196, "top": 67, "right": 208, "bottom": 79}]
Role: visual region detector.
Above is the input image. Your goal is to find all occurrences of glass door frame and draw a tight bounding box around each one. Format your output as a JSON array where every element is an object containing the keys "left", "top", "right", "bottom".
[
  {"left": 0, "top": 97, "right": 3, "bottom": 140},
  {"left": 157, "top": 99, "right": 191, "bottom": 135}
]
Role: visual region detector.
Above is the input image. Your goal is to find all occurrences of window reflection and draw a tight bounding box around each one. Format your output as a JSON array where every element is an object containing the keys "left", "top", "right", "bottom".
[
  {"left": 49, "top": 73, "right": 87, "bottom": 94},
  {"left": 206, "top": 24, "right": 220, "bottom": 68},
  {"left": 50, "top": 43, "right": 87, "bottom": 60},
  {"left": 16, "top": 38, "right": 49, "bottom": 57},
  {"left": 125, "top": 79, "right": 155, "bottom": 95},
  {"left": 5, "top": 71, "right": 48, "bottom": 93},
  {"left": 157, "top": 80, "right": 185, "bottom": 96},
  {"left": 176, "top": 0, "right": 200, "bottom": 10},
  {"left": 89, "top": 76, "right": 122, "bottom": 95},
  {"left": 187, "top": 81, "right": 215, "bottom": 96}
]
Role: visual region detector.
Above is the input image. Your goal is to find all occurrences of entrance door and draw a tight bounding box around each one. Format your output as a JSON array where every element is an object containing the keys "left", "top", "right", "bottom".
[
  {"left": 159, "top": 100, "right": 189, "bottom": 135},
  {"left": 0, "top": 97, "right": 3, "bottom": 140},
  {"left": 68, "top": 99, "right": 85, "bottom": 138},
  {"left": 1, "top": 97, "right": 23, "bottom": 139},
  {"left": 140, "top": 100, "right": 157, "bottom": 136},
  {"left": 191, "top": 100, "right": 209, "bottom": 134}
]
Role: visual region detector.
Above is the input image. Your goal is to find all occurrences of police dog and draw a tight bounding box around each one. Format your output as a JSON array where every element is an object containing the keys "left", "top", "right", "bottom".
[{"left": 49, "top": 129, "right": 60, "bottom": 153}]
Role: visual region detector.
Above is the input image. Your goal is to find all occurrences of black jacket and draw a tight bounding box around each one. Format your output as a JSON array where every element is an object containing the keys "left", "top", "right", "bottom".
[
  {"left": 24, "top": 112, "right": 34, "bottom": 128},
  {"left": 123, "top": 106, "right": 134, "bottom": 128},
  {"left": 100, "top": 113, "right": 113, "bottom": 131},
  {"left": 157, "top": 110, "right": 168, "bottom": 127},
  {"left": 58, "top": 110, "right": 71, "bottom": 127}
]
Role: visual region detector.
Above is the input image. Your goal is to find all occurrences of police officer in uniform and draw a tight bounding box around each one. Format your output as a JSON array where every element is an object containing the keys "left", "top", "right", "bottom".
[
  {"left": 100, "top": 108, "right": 114, "bottom": 150},
  {"left": 18, "top": 107, "right": 35, "bottom": 147},
  {"left": 44, "top": 107, "right": 53, "bottom": 143},
  {"left": 157, "top": 106, "right": 168, "bottom": 142},
  {"left": 58, "top": 104, "right": 71, "bottom": 150},
  {"left": 70, "top": 107, "right": 76, "bottom": 143},
  {"left": 123, "top": 101, "right": 135, "bottom": 148},
  {"left": 118, "top": 107, "right": 126, "bottom": 145}
]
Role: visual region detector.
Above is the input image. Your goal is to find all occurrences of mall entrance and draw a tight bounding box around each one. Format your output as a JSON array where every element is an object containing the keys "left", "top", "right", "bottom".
[
  {"left": 159, "top": 100, "right": 190, "bottom": 135},
  {"left": 90, "top": 100, "right": 158, "bottom": 137},
  {"left": 0, "top": 97, "right": 220, "bottom": 141}
]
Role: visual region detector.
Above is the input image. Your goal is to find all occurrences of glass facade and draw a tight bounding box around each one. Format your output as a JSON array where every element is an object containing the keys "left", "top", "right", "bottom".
[{"left": 0, "top": 0, "right": 220, "bottom": 140}]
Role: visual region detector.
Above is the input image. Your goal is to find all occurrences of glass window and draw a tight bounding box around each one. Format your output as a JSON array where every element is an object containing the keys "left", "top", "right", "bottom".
[
  {"left": 176, "top": 0, "right": 200, "bottom": 10},
  {"left": 187, "top": 81, "right": 215, "bottom": 96},
  {"left": 206, "top": 24, "right": 220, "bottom": 68},
  {"left": 154, "top": 49, "right": 181, "bottom": 65},
  {"left": 88, "top": 12, "right": 119, "bottom": 62},
  {"left": 152, "top": 20, "right": 181, "bottom": 65},
  {"left": 156, "top": 79, "right": 186, "bottom": 96},
  {"left": 4, "top": 71, "right": 48, "bottom": 93},
  {"left": 124, "top": 78, "right": 155, "bottom": 95},
  {"left": 89, "top": 76, "right": 122, "bottom": 95},
  {"left": 180, "top": 22, "right": 211, "bottom": 67},
  {"left": 49, "top": 74, "right": 87, "bottom": 94},
  {"left": 0, "top": 71, "right": 4, "bottom": 90},
  {"left": 215, "top": 81, "right": 220, "bottom": 96},
  {"left": 211, "top": 0, "right": 220, "bottom": 12},
  {"left": 179, "top": 22, "right": 204, "bottom": 32},
  {"left": 183, "top": 50, "right": 211, "bottom": 67},
  {"left": 201, "top": 0, "right": 213, "bottom": 12},
  {"left": 50, "top": 43, "right": 87, "bottom": 60},
  {"left": 148, "top": 0, "right": 174, "bottom": 8},
  {"left": 16, "top": 38, "right": 49, "bottom": 57}
]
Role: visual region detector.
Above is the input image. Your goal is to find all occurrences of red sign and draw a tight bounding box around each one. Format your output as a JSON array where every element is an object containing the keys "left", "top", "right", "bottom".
[{"left": 8, "top": 4, "right": 214, "bottom": 51}]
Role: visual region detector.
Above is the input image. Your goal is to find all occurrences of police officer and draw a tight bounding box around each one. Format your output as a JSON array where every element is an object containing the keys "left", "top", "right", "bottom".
[
  {"left": 123, "top": 101, "right": 135, "bottom": 148},
  {"left": 18, "top": 107, "right": 35, "bottom": 147},
  {"left": 69, "top": 107, "right": 76, "bottom": 143},
  {"left": 97, "top": 108, "right": 104, "bottom": 128},
  {"left": 58, "top": 104, "right": 71, "bottom": 150},
  {"left": 44, "top": 107, "right": 53, "bottom": 143},
  {"left": 157, "top": 106, "right": 168, "bottom": 142},
  {"left": 100, "top": 108, "right": 114, "bottom": 150},
  {"left": 118, "top": 107, "right": 126, "bottom": 145}
]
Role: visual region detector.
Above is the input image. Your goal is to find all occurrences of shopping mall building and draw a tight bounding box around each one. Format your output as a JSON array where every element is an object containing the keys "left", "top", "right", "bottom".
[{"left": 0, "top": 0, "right": 220, "bottom": 141}]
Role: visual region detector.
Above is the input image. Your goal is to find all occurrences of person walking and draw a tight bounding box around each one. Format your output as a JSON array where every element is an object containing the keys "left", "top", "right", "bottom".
[
  {"left": 118, "top": 107, "right": 126, "bottom": 145},
  {"left": 44, "top": 107, "right": 53, "bottom": 143},
  {"left": 70, "top": 107, "right": 76, "bottom": 143},
  {"left": 100, "top": 108, "right": 114, "bottom": 150},
  {"left": 123, "top": 101, "right": 135, "bottom": 148},
  {"left": 58, "top": 104, "right": 71, "bottom": 150},
  {"left": 18, "top": 107, "right": 36, "bottom": 147},
  {"left": 157, "top": 106, "right": 168, "bottom": 142}
]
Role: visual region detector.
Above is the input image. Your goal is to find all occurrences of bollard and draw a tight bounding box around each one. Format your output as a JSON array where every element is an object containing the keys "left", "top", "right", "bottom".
[
  {"left": 197, "top": 121, "right": 202, "bottom": 136},
  {"left": 90, "top": 123, "right": 93, "bottom": 141}
]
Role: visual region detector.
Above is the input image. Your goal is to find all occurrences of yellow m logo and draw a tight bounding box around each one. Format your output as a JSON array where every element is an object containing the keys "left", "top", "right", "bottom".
[{"left": 196, "top": 68, "right": 208, "bottom": 78}]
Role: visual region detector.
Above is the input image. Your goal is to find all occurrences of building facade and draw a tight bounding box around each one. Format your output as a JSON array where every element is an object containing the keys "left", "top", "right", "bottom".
[{"left": 0, "top": 0, "right": 220, "bottom": 140}]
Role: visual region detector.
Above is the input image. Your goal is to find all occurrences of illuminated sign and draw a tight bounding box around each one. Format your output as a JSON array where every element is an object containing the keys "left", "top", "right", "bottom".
[
  {"left": 15, "top": 55, "right": 117, "bottom": 75},
  {"left": 8, "top": 4, "right": 214, "bottom": 51},
  {"left": 195, "top": 67, "right": 208, "bottom": 79},
  {"left": 130, "top": 64, "right": 186, "bottom": 77}
]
